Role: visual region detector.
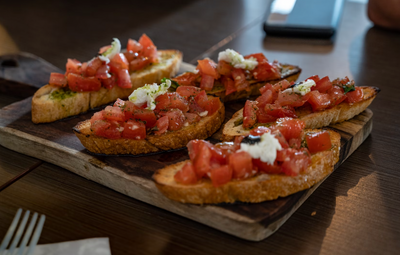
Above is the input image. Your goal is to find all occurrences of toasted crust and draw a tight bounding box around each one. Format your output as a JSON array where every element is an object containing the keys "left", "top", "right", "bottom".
[
  {"left": 32, "top": 50, "right": 182, "bottom": 124},
  {"left": 73, "top": 97, "right": 225, "bottom": 155},
  {"left": 222, "top": 86, "right": 379, "bottom": 141},
  {"left": 153, "top": 129, "right": 340, "bottom": 204},
  {"left": 207, "top": 64, "right": 301, "bottom": 102}
]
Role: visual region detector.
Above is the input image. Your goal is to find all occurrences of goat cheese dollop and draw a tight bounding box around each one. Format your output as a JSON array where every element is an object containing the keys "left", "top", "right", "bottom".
[
  {"left": 128, "top": 79, "right": 171, "bottom": 110},
  {"left": 218, "top": 49, "right": 258, "bottom": 70},
  {"left": 239, "top": 132, "right": 282, "bottom": 165},
  {"left": 282, "top": 79, "right": 316, "bottom": 96}
]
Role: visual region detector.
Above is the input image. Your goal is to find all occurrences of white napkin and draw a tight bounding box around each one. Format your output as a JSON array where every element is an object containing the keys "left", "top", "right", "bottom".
[{"left": 10, "top": 238, "right": 111, "bottom": 255}]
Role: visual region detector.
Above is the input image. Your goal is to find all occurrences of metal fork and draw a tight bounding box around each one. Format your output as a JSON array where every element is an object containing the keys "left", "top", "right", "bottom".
[{"left": 0, "top": 209, "right": 46, "bottom": 255}]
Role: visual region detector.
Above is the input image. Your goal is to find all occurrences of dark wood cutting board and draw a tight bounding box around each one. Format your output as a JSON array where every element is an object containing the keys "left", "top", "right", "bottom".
[{"left": 0, "top": 53, "right": 373, "bottom": 241}]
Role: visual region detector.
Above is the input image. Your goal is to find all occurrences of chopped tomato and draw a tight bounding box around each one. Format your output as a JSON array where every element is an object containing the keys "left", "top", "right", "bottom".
[
  {"left": 86, "top": 57, "right": 104, "bottom": 77},
  {"left": 243, "top": 100, "right": 259, "bottom": 129},
  {"left": 123, "top": 101, "right": 140, "bottom": 119},
  {"left": 129, "top": 57, "right": 152, "bottom": 71},
  {"left": 188, "top": 98, "right": 205, "bottom": 114},
  {"left": 90, "top": 111, "right": 105, "bottom": 125},
  {"left": 210, "top": 165, "right": 232, "bottom": 187},
  {"left": 162, "top": 109, "right": 185, "bottom": 131},
  {"left": 174, "top": 162, "right": 198, "bottom": 185},
  {"left": 217, "top": 60, "right": 233, "bottom": 76},
  {"left": 200, "top": 74, "right": 215, "bottom": 91},
  {"left": 197, "top": 59, "right": 219, "bottom": 79},
  {"left": 113, "top": 98, "right": 125, "bottom": 108},
  {"left": 202, "top": 97, "right": 220, "bottom": 116},
  {"left": 169, "top": 92, "right": 189, "bottom": 112},
  {"left": 172, "top": 72, "right": 200, "bottom": 86},
  {"left": 306, "top": 131, "right": 332, "bottom": 153},
  {"left": 176, "top": 86, "right": 202, "bottom": 98},
  {"left": 187, "top": 139, "right": 204, "bottom": 161},
  {"left": 117, "top": 69, "right": 132, "bottom": 88},
  {"left": 280, "top": 149, "right": 311, "bottom": 176},
  {"left": 132, "top": 109, "right": 157, "bottom": 128},
  {"left": 252, "top": 159, "right": 282, "bottom": 174},
  {"left": 138, "top": 34, "right": 155, "bottom": 49},
  {"left": 124, "top": 51, "right": 139, "bottom": 63},
  {"left": 275, "top": 91, "right": 311, "bottom": 107},
  {"left": 306, "top": 75, "right": 320, "bottom": 83},
  {"left": 256, "top": 107, "right": 276, "bottom": 123},
  {"left": 231, "top": 68, "right": 249, "bottom": 91},
  {"left": 91, "top": 120, "right": 121, "bottom": 139},
  {"left": 122, "top": 120, "right": 146, "bottom": 140},
  {"left": 221, "top": 76, "right": 236, "bottom": 95},
  {"left": 101, "top": 75, "right": 116, "bottom": 89},
  {"left": 184, "top": 112, "right": 201, "bottom": 124},
  {"left": 127, "top": 39, "right": 143, "bottom": 53},
  {"left": 65, "top": 59, "right": 82, "bottom": 75},
  {"left": 67, "top": 73, "right": 102, "bottom": 92},
  {"left": 250, "top": 126, "right": 270, "bottom": 136},
  {"left": 154, "top": 116, "right": 169, "bottom": 135},
  {"left": 111, "top": 53, "right": 129, "bottom": 70},
  {"left": 256, "top": 90, "right": 274, "bottom": 109},
  {"left": 193, "top": 142, "right": 212, "bottom": 178},
  {"left": 249, "top": 57, "right": 281, "bottom": 81},
  {"left": 194, "top": 90, "right": 209, "bottom": 108},
  {"left": 307, "top": 90, "right": 331, "bottom": 111},
  {"left": 328, "top": 85, "right": 347, "bottom": 106},
  {"left": 229, "top": 151, "right": 253, "bottom": 179},
  {"left": 264, "top": 104, "right": 297, "bottom": 119},
  {"left": 95, "top": 64, "right": 110, "bottom": 80},
  {"left": 273, "top": 117, "right": 305, "bottom": 141},
  {"left": 139, "top": 34, "right": 158, "bottom": 63},
  {"left": 154, "top": 93, "right": 171, "bottom": 112},
  {"left": 288, "top": 138, "right": 302, "bottom": 149},
  {"left": 313, "top": 76, "right": 332, "bottom": 93},
  {"left": 103, "top": 106, "right": 125, "bottom": 122},
  {"left": 271, "top": 130, "right": 289, "bottom": 149},
  {"left": 346, "top": 87, "right": 363, "bottom": 104},
  {"left": 49, "top": 73, "right": 67, "bottom": 87},
  {"left": 260, "top": 80, "right": 291, "bottom": 101}
]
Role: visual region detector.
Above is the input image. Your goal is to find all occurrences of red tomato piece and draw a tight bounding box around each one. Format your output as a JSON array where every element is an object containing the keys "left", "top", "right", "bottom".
[
  {"left": 132, "top": 109, "right": 157, "bottom": 128},
  {"left": 200, "top": 74, "right": 215, "bottom": 91},
  {"left": 275, "top": 91, "right": 311, "bottom": 107},
  {"left": 95, "top": 64, "right": 110, "bottom": 80},
  {"left": 102, "top": 106, "right": 125, "bottom": 122},
  {"left": 111, "top": 53, "right": 129, "bottom": 70},
  {"left": 217, "top": 60, "right": 233, "bottom": 76},
  {"left": 250, "top": 126, "right": 270, "bottom": 136},
  {"left": 188, "top": 98, "right": 205, "bottom": 114},
  {"left": 154, "top": 93, "right": 171, "bottom": 113},
  {"left": 124, "top": 51, "right": 139, "bottom": 63},
  {"left": 231, "top": 68, "right": 249, "bottom": 91},
  {"left": 328, "top": 85, "right": 347, "bottom": 106},
  {"left": 288, "top": 138, "right": 302, "bottom": 149},
  {"left": 346, "top": 87, "right": 363, "bottom": 104},
  {"left": 256, "top": 107, "right": 277, "bottom": 123},
  {"left": 174, "top": 162, "right": 198, "bottom": 185},
  {"left": 85, "top": 57, "right": 104, "bottom": 77},
  {"left": 154, "top": 116, "right": 169, "bottom": 135},
  {"left": 65, "top": 59, "right": 82, "bottom": 75},
  {"left": 252, "top": 159, "right": 282, "bottom": 174},
  {"left": 202, "top": 97, "right": 220, "bottom": 116},
  {"left": 187, "top": 139, "right": 204, "bottom": 161},
  {"left": 176, "top": 86, "right": 202, "bottom": 98},
  {"left": 193, "top": 142, "right": 212, "bottom": 178},
  {"left": 271, "top": 130, "right": 289, "bottom": 149},
  {"left": 123, "top": 101, "right": 140, "bottom": 119},
  {"left": 142, "top": 45, "right": 158, "bottom": 63},
  {"left": 314, "top": 76, "right": 332, "bottom": 93},
  {"left": 229, "top": 151, "right": 254, "bottom": 179},
  {"left": 129, "top": 57, "right": 152, "bottom": 71},
  {"left": 101, "top": 74, "right": 116, "bottom": 89},
  {"left": 307, "top": 90, "right": 331, "bottom": 111},
  {"left": 172, "top": 72, "right": 200, "bottom": 86},
  {"left": 210, "top": 165, "right": 233, "bottom": 187},
  {"left": 184, "top": 112, "right": 201, "bottom": 124},
  {"left": 67, "top": 73, "right": 101, "bottom": 92},
  {"left": 90, "top": 111, "right": 105, "bottom": 125},
  {"left": 264, "top": 104, "right": 297, "bottom": 119},
  {"left": 122, "top": 120, "right": 146, "bottom": 140},
  {"left": 256, "top": 89, "right": 274, "bottom": 109},
  {"left": 49, "top": 73, "right": 67, "bottom": 87},
  {"left": 280, "top": 149, "right": 311, "bottom": 176},
  {"left": 162, "top": 109, "right": 185, "bottom": 131},
  {"left": 307, "top": 75, "right": 320, "bottom": 84},
  {"left": 273, "top": 117, "right": 305, "bottom": 141},
  {"left": 169, "top": 92, "right": 189, "bottom": 112},
  {"left": 138, "top": 34, "right": 155, "bottom": 49},
  {"left": 113, "top": 98, "right": 125, "bottom": 108},
  {"left": 197, "top": 59, "right": 219, "bottom": 79},
  {"left": 245, "top": 53, "right": 281, "bottom": 81},
  {"left": 306, "top": 131, "right": 332, "bottom": 153},
  {"left": 127, "top": 39, "right": 143, "bottom": 53},
  {"left": 194, "top": 90, "right": 208, "bottom": 108},
  {"left": 91, "top": 120, "right": 121, "bottom": 139},
  {"left": 221, "top": 76, "right": 236, "bottom": 95},
  {"left": 243, "top": 100, "right": 259, "bottom": 129},
  {"left": 117, "top": 69, "right": 132, "bottom": 88}
]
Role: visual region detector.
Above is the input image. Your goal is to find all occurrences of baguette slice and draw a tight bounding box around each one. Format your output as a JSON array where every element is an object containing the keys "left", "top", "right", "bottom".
[
  {"left": 207, "top": 64, "right": 301, "bottom": 102},
  {"left": 73, "top": 96, "right": 225, "bottom": 155},
  {"left": 153, "top": 129, "right": 340, "bottom": 204},
  {"left": 32, "top": 50, "right": 182, "bottom": 123},
  {"left": 222, "top": 86, "right": 379, "bottom": 141}
]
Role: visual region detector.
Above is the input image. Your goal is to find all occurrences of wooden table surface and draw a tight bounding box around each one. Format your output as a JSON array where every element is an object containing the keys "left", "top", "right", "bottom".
[{"left": 1, "top": 0, "right": 400, "bottom": 254}]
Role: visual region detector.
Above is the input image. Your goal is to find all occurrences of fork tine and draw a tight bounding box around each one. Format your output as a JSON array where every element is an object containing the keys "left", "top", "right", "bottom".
[
  {"left": 7, "top": 211, "right": 30, "bottom": 255},
  {"left": 0, "top": 208, "right": 22, "bottom": 254},
  {"left": 25, "top": 215, "right": 45, "bottom": 255},
  {"left": 15, "top": 213, "right": 38, "bottom": 255}
]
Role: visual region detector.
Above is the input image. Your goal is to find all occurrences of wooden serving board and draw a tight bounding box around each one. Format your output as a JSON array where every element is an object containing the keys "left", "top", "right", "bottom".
[{"left": 0, "top": 53, "right": 373, "bottom": 241}]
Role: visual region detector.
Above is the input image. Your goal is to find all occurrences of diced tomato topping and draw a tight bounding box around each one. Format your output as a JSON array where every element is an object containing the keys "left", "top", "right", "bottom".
[
  {"left": 113, "top": 98, "right": 125, "bottom": 108},
  {"left": 111, "top": 53, "right": 129, "bottom": 70},
  {"left": 328, "top": 85, "right": 347, "bottom": 106},
  {"left": 307, "top": 90, "right": 331, "bottom": 111},
  {"left": 229, "top": 151, "right": 253, "bottom": 179},
  {"left": 194, "top": 90, "right": 208, "bottom": 108},
  {"left": 256, "top": 90, "right": 274, "bottom": 109},
  {"left": 231, "top": 68, "right": 249, "bottom": 91},
  {"left": 260, "top": 80, "right": 291, "bottom": 101},
  {"left": 122, "top": 120, "right": 146, "bottom": 140},
  {"left": 117, "top": 69, "right": 132, "bottom": 88},
  {"left": 193, "top": 142, "right": 212, "bottom": 178},
  {"left": 210, "top": 165, "right": 232, "bottom": 187},
  {"left": 217, "top": 60, "right": 233, "bottom": 76},
  {"left": 174, "top": 162, "right": 198, "bottom": 185},
  {"left": 202, "top": 97, "right": 220, "bottom": 116},
  {"left": 346, "top": 87, "right": 363, "bottom": 104},
  {"left": 288, "top": 138, "right": 302, "bottom": 149},
  {"left": 243, "top": 100, "right": 259, "bottom": 129},
  {"left": 138, "top": 34, "right": 158, "bottom": 63},
  {"left": 95, "top": 64, "right": 110, "bottom": 80},
  {"left": 306, "top": 75, "right": 320, "bottom": 83},
  {"left": 129, "top": 57, "right": 152, "bottom": 71},
  {"left": 90, "top": 111, "right": 105, "bottom": 125},
  {"left": 264, "top": 104, "right": 297, "bottom": 119},
  {"left": 221, "top": 76, "right": 236, "bottom": 95},
  {"left": 67, "top": 73, "right": 102, "bottom": 92},
  {"left": 49, "top": 73, "right": 67, "bottom": 87},
  {"left": 172, "top": 72, "right": 200, "bottom": 86},
  {"left": 91, "top": 120, "right": 121, "bottom": 139},
  {"left": 162, "top": 109, "right": 185, "bottom": 131},
  {"left": 85, "top": 57, "right": 104, "bottom": 77},
  {"left": 188, "top": 98, "right": 205, "bottom": 114},
  {"left": 65, "top": 59, "right": 82, "bottom": 75},
  {"left": 256, "top": 107, "right": 276, "bottom": 124},
  {"left": 280, "top": 148, "right": 311, "bottom": 176},
  {"left": 187, "top": 139, "right": 203, "bottom": 161},
  {"left": 176, "top": 86, "right": 202, "bottom": 98},
  {"left": 154, "top": 93, "right": 171, "bottom": 113},
  {"left": 101, "top": 75, "right": 116, "bottom": 89},
  {"left": 138, "top": 34, "right": 155, "bottom": 49},
  {"left": 132, "top": 109, "right": 157, "bottom": 128},
  {"left": 102, "top": 106, "right": 125, "bottom": 122},
  {"left": 273, "top": 117, "right": 305, "bottom": 141},
  {"left": 245, "top": 53, "right": 281, "bottom": 81},
  {"left": 200, "top": 74, "right": 215, "bottom": 91},
  {"left": 275, "top": 91, "right": 311, "bottom": 107},
  {"left": 306, "top": 131, "right": 332, "bottom": 153},
  {"left": 169, "top": 92, "right": 189, "bottom": 112},
  {"left": 250, "top": 126, "right": 270, "bottom": 136},
  {"left": 197, "top": 59, "right": 219, "bottom": 79},
  {"left": 313, "top": 76, "right": 332, "bottom": 93},
  {"left": 252, "top": 159, "right": 282, "bottom": 174},
  {"left": 271, "top": 130, "right": 289, "bottom": 149},
  {"left": 184, "top": 112, "right": 201, "bottom": 124},
  {"left": 154, "top": 116, "right": 169, "bottom": 135},
  {"left": 127, "top": 39, "right": 143, "bottom": 53}
]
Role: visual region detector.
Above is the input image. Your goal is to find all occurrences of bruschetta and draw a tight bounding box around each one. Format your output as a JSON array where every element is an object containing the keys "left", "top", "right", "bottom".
[
  {"left": 32, "top": 34, "right": 182, "bottom": 123},
  {"left": 222, "top": 76, "right": 379, "bottom": 141},
  {"left": 153, "top": 118, "right": 340, "bottom": 204},
  {"left": 172, "top": 49, "right": 301, "bottom": 102},
  {"left": 73, "top": 79, "right": 225, "bottom": 155}
]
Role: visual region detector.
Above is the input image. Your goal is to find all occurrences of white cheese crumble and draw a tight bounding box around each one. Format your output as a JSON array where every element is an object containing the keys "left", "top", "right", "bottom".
[
  {"left": 238, "top": 133, "right": 282, "bottom": 165},
  {"left": 218, "top": 49, "right": 258, "bottom": 70},
  {"left": 282, "top": 79, "right": 316, "bottom": 96},
  {"left": 102, "top": 38, "right": 121, "bottom": 60},
  {"left": 128, "top": 79, "right": 171, "bottom": 110},
  {"left": 199, "top": 111, "right": 208, "bottom": 117}
]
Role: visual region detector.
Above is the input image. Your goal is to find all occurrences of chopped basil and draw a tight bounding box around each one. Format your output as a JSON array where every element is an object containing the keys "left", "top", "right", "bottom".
[
  {"left": 49, "top": 89, "right": 76, "bottom": 100},
  {"left": 343, "top": 83, "right": 356, "bottom": 94}
]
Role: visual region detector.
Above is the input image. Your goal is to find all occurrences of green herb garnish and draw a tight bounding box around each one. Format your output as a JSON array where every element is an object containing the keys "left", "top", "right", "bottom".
[{"left": 161, "top": 78, "right": 179, "bottom": 89}]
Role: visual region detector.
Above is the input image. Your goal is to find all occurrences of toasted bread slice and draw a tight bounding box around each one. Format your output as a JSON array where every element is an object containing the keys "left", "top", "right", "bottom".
[
  {"left": 222, "top": 86, "right": 379, "bottom": 141},
  {"left": 73, "top": 96, "right": 225, "bottom": 155},
  {"left": 153, "top": 129, "right": 340, "bottom": 204},
  {"left": 32, "top": 50, "right": 182, "bottom": 123},
  {"left": 206, "top": 64, "right": 301, "bottom": 102}
]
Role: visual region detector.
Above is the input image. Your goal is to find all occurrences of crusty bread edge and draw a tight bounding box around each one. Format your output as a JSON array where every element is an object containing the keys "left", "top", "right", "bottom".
[
  {"left": 153, "top": 129, "right": 340, "bottom": 204},
  {"left": 222, "top": 86, "right": 379, "bottom": 141}
]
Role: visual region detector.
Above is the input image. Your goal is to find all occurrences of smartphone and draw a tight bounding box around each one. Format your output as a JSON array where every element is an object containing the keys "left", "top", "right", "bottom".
[{"left": 263, "top": 0, "right": 345, "bottom": 39}]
